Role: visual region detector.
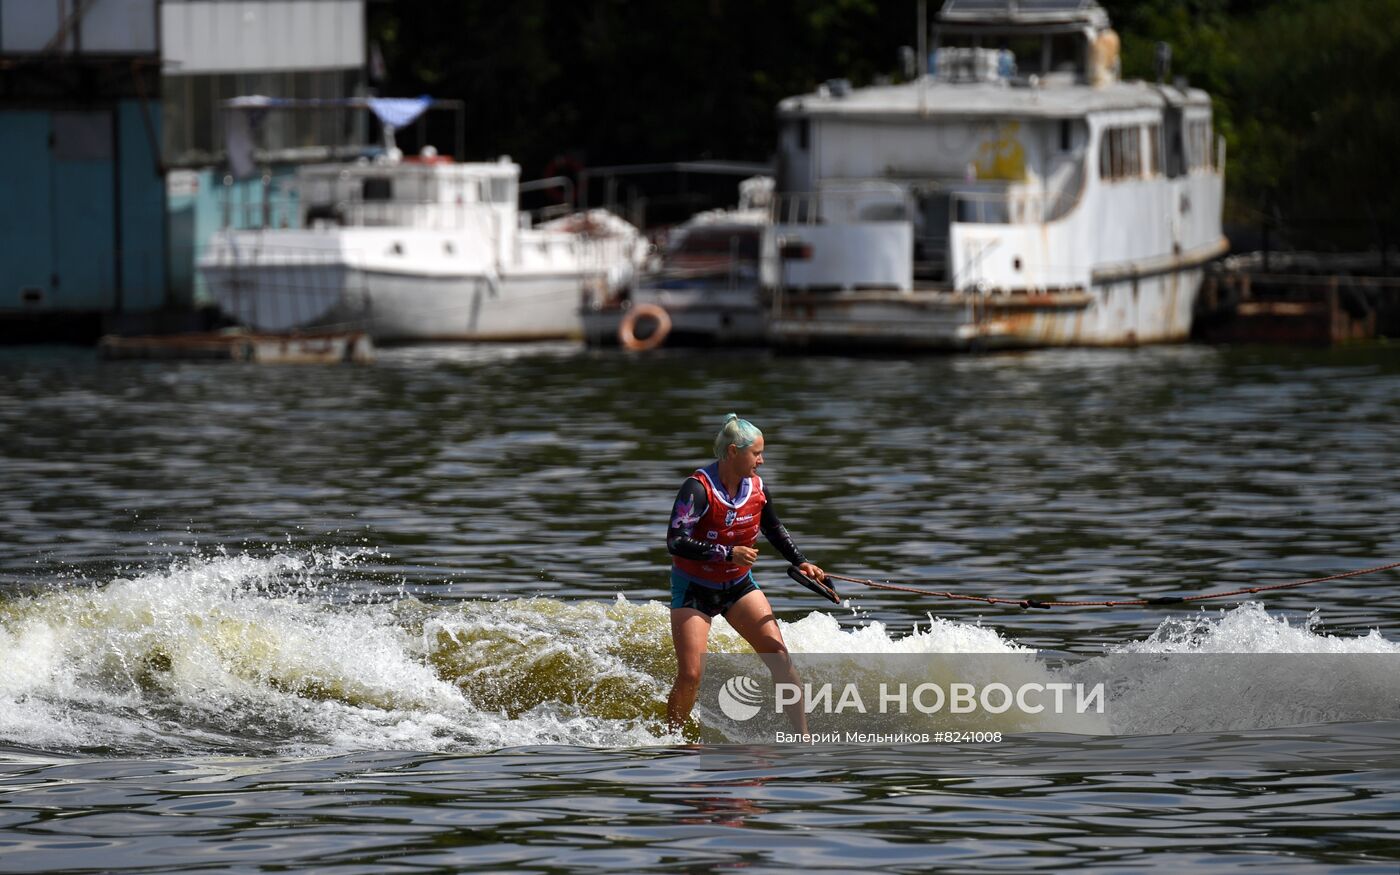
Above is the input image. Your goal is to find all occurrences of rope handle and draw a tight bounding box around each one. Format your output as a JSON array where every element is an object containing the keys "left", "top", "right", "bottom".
[
  {"left": 824, "top": 560, "right": 1400, "bottom": 610},
  {"left": 787, "top": 566, "right": 842, "bottom": 604}
]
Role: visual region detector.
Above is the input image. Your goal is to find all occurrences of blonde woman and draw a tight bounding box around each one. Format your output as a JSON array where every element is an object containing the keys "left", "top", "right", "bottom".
[{"left": 664, "top": 413, "right": 828, "bottom": 731}]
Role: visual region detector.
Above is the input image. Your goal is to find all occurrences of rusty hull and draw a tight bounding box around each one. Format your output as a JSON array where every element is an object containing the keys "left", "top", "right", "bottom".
[{"left": 768, "top": 288, "right": 1181, "bottom": 351}]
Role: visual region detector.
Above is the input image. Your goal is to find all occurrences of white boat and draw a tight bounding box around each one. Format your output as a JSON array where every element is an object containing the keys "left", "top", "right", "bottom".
[
  {"left": 767, "top": 0, "right": 1227, "bottom": 350},
  {"left": 581, "top": 176, "right": 774, "bottom": 348},
  {"left": 200, "top": 151, "right": 646, "bottom": 342}
]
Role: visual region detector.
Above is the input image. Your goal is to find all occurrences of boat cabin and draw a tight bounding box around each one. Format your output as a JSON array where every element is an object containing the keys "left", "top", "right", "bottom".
[
  {"left": 774, "top": 0, "right": 1219, "bottom": 288},
  {"left": 295, "top": 154, "right": 520, "bottom": 232}
]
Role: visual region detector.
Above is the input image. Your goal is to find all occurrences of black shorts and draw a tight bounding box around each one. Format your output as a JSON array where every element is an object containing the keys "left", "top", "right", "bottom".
[{"left": 670, "top": 572, "right": 760, "bottom": 618}]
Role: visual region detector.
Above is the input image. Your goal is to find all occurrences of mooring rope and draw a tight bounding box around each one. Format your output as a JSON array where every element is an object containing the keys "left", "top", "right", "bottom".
[{"left": 822, "top": 560, "right": 1400, "bottom": 610}]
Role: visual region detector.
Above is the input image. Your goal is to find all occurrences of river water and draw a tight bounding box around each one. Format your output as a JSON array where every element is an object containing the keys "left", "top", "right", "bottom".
[{"left": 1, "top": 342, "right": 1398, "bottom": 872}]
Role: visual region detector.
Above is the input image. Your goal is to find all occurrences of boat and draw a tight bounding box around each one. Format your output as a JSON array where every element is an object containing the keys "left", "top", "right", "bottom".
[
  {"left": 582, "top": 176, "right": 774, "bottom": 349},
  {"left": 199, "top": 99, "right": 646, "bottom": 342},
  {"left": 766, "top": 0, "right": 1227, "bottom": 350}
]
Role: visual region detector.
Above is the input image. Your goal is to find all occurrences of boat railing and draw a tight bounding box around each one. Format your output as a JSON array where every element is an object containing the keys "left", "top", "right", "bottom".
[
  {"left": 527, "top": 203, "right": 578, "bottom": 224},
  {"left": 339, "top": 199, "right": 508, "bottom": 231},
  {"left": 223, "top": 194, "right": 511, "bottom": 233},
  {"left": 220, "top": 173, "right": 518, "bottom": 232},
  {"left": 518, "top": 175, "right": 577, "bottom": 224}
]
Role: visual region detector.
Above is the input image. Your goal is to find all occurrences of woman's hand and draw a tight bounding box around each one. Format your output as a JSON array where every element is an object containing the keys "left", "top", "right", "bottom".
[
  {"left": 797, "top": 561, "right": 826, "bottom": 583},
  {"left": 731, "top": 545, "right": 759, "bottom": 566}
]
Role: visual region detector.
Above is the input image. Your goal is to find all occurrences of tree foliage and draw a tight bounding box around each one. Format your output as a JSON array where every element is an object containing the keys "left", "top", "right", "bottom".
[
  {"left": 372, "top": 0, "right": 1395, "bottom": 248},
  {"left": 1107, "top": 0, "right": 1398, "bottom": 246}
]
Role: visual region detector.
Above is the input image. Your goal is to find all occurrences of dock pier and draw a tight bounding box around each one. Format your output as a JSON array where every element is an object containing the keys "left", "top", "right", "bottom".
[
  {"left": 98, "top": 331, "right": 374, "bottom": 364},
  {"left": 1195, "top": 253, "right": 1400, "bottom": 345}
]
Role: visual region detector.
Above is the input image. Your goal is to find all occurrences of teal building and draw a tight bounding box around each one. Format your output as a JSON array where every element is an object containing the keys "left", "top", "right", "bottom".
[{"left": 0, "top": 0, "right": 167, "bottom": 342}]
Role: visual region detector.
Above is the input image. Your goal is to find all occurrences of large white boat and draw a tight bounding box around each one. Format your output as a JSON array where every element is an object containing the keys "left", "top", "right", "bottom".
[
  {"left": 200, "top": 151, "right": 645, "bottom": 342},
  {"left": 767, "top": 0, "right": 1227, "bottom": 350}
]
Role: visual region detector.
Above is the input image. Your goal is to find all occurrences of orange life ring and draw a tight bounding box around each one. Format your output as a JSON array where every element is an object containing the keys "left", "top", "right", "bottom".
[{"left": 618, "top": 303, "right": 672, "bottom": 351}]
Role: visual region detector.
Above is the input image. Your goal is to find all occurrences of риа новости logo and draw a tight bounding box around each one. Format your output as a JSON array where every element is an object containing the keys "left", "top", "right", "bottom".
[{"left": 717, "top": 675, "right": 764, "bottom": 721}]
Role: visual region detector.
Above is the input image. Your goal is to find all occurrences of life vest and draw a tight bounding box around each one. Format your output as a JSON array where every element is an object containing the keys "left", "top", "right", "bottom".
[{"left": 672, "top": 466, "right": 766, "bottom": 585}]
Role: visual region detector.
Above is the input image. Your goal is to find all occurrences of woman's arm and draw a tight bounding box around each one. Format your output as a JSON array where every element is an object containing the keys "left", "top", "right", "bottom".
[{"left": 666, "top": 478, "right": 729, "bottom": 562}]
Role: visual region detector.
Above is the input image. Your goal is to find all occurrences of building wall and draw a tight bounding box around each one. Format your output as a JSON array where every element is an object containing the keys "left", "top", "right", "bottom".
[
  {"left": 0, "top": 103, "right": 166, "bottom": 315},
  {"left": 163, "top": 69, "right": 364, "bottom": 165},
  {"left": 1, "top": 0, "right": 159, "bottom": 55},
  {"left": 118, "top": 100, "right": 168, "bottom": 310},
  {"left": 1, "top": 0, "right": 168, "bottom": 328},
  {"left": 162, "top": 0, "right": 362, "bottom": 74},
  {"left": 0, "top": 113, "right": 55, "bottom": 308},
  {"left": 161, "top": 0, "right": 366, "bottom": 167}
]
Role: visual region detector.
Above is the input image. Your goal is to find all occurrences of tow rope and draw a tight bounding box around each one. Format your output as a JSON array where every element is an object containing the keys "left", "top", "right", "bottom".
[{"left": 800, "top": 560, "right": 1400, "bottom": 610}]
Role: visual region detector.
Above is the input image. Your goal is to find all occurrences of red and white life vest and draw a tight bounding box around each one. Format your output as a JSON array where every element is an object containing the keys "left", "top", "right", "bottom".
[{"left": 672, "top": 467, "right": 766, "bottom": 584}]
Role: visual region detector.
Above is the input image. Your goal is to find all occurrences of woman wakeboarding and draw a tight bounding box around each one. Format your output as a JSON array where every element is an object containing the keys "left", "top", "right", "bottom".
[{"left": 664, "top": 413, "right": 828, "bottom": 732}]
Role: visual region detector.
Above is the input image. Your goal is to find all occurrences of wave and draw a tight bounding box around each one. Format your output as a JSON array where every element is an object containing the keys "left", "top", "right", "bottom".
[{"left": 0, "top": 550, "right": 1395, "bottom": 755}]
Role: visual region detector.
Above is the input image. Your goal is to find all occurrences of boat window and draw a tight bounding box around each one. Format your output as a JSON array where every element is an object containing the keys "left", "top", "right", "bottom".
[
  {"left": 1147, "top": 124, "right": 1161, "bottom": 176},
  {"left": 490, "top": 177, "right": 514, "bottom": 204},
  {"left": 454, "top": 179, "right": 483, "bottom": 203},
  {"left": 1186, "top": 119, "right": 1213, "bottom": 171},
  {"left": 1059, "top": 119, "right": 1072, "bottom": 151},
  {"left": 1098, "top": 125, "right": 1143, "bottom": 182},
  {"left": 798, "top": 119, "right": 809, "bottom": 151},
  {"left": 1047, "top": 32, "right": 1082, "bottom": 75},
  {"left": 362, "top": 177, "right": 393, "bottom": 201},
  {"left": 1000, "top": 36, "right": 1039, "bottom": 73}
]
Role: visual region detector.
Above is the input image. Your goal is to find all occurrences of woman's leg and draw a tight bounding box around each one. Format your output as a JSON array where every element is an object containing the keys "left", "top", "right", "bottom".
[
  {"left": 724, "top": 590, "right": 808, "bottom": 733},
  {"left": 667, "top": 607, "right": 712, "bottom": 731}
]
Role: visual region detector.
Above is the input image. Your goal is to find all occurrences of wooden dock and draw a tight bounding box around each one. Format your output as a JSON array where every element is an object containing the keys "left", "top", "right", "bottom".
[
  {"left": 1195, "top": 255, "right": 1400, "bottom": 345},
  {"left": 98, "top": 331, "right": 374, "bottom": 364}
]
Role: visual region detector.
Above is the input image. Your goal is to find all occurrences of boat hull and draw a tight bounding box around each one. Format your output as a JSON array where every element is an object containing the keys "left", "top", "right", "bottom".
[
  {"left": 202, "top": 263, "right": 589, "bottom": 342},
  {"left": 770, "top": 267, "right": 1204, "bottom": 351}
]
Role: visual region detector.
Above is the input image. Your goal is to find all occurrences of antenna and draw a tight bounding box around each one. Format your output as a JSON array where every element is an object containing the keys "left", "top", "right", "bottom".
[{"left": 1155, "top": 41, "right": 1172, "bottom": 84}]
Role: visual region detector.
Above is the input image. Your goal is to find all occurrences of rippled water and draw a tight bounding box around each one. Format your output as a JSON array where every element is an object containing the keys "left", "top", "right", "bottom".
[{"left": 2, "top": 342, "right": 1399, "bottom": 872}]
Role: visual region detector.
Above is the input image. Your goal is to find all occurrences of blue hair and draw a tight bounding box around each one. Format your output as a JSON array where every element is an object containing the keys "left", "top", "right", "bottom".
[{"left": 713, "top": 413, "right": 762, "bottom": 459}]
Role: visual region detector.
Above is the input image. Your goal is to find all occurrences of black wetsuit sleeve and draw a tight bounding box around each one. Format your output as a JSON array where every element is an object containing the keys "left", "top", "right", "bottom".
[
  {"left": 666, "top": 478, "right": 729, "bottom": 562},
  {"left": 760, "top": 484, "right": 809, "bottom": 566}
]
